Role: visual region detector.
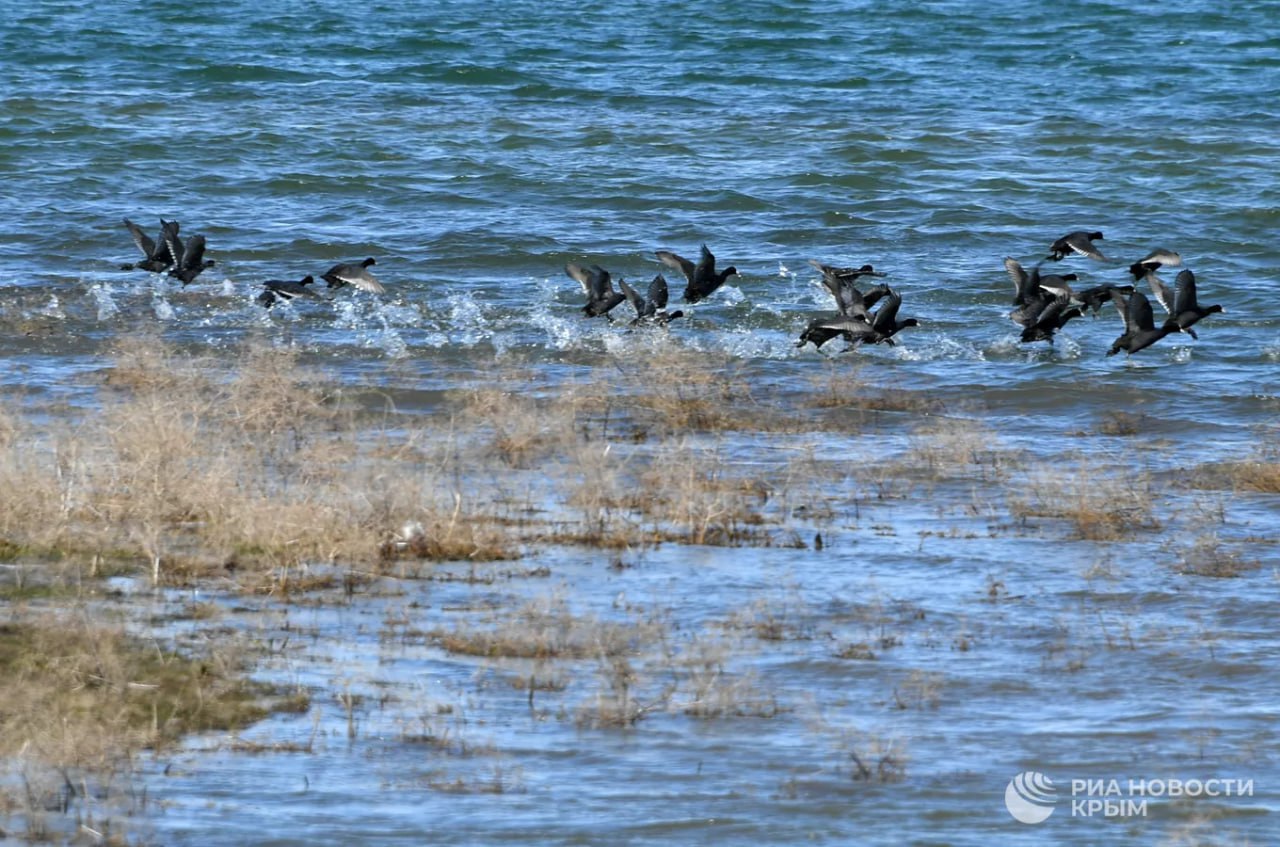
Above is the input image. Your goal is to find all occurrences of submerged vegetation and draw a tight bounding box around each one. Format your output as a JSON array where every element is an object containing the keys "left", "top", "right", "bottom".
[{"left": 0, "top": 335, "right": 1273, "bottom": 840}]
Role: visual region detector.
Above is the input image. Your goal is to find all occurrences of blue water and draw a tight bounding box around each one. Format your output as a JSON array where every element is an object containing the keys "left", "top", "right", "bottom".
[{"left": 2, "top": 1, "right": 1278, "bottom": 844}]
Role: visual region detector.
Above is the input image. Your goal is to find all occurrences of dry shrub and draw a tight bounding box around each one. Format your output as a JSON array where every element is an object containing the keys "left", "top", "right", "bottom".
[
  {"left": 0, "top": 411, "right": 71, "bottom": 555},
  {"left": 1189, "top": 427, "right": 1280, "bottom": 493},
  {"left": 0, "top": 339, "right": 530, "bottom": 584},
  {"left": 673, "top": 636, "right": 783, "bottom": 719},
  {"left": 0, "top": 612, "right": 291, "bottom": 826},
  {"left": 904, "top": 416, "right": 1012, "bottom": 482},
  {"left": 576, "top": 654, "right": 665, "bottom": 728},
  {"left": 1171, "top": 536, "right": 1262, "bottom": 578},
  {"left": 1010, "top": 461, "right": 1160, "bottom": 541},
  {"left": 433, "top": 595, "right": 657, "bottom": 660},
  {"left": 631, "top": 443, "right": 770, "bottom": 545},
  {"left": 459, "top": 387, "right": 572, "bottom": 468},
  {"left": 1193, "top": 461, "right": 1280, "bottom": 494},
  {"left": 613, "top": 346, "right": 788, "bottom": 434},
  {"left": 378, "top": 498, "right": 520, "bottom": 564}
]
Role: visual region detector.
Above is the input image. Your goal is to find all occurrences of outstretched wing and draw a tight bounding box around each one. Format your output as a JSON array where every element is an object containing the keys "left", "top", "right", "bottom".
[
  {"left": 619, "top": 279, "right": 645, "bottom": 317},
  {"left": 123, "top": 218, "right": 156, "bottom": 259},
  {"left": 655, "top": 250, "right": 696, "bottom": 286},
  {"left": 1144, "top": 270, "right": 1174, "bottom": 315},
  {"left": 646, "top": 274, "right": 669, "bottom": 311},
  {"left": 1173, "top": 269, "right": 1198, "bottom": 315},
  {"left": 871, "top": 290, "right": 902, "bottom": 334}
]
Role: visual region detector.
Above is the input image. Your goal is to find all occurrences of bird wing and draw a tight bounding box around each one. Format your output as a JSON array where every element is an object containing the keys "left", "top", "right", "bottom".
[
  {"left": 655, "top": 250, "right": 696, "bottom": 286},
  {"left": 1109, "top": 288, "right": 1136, "bottom": 333},
  {"left": 693, "top": 244, "right": 716, "bottom": 288},
  {"left": 1004, "top": 257, "right": 1030, "bottom": 302},
  {"left": 860, "top": 283, "right": 891, "bottom": 311},
  {"left": 1127, "top": 289, "right": 1157, "bottom": 332},
  {"left": 327, "top": 262, "right": 385, "bottom": 293},
  {"left": 1173, "top": 269, "right": 1198, "bottom": 315},
  {"left": 181, "top": 234, "right": 207, "bottom": 271},
  {"left": 162, "top": 223, "right": 185, "bottom": 269},
  {"left": 809, "top": 260, "right": 845, "bottom": 305},
  {"left": 564, "top": 262, "right": 593, "bottom": 295},
  {"left": 619, "top": 279, "right": 645, "bottom": 317},
  {"left": 646, "top": 274, "right": 669, "bottom": 311},
  {"left": 813, "top": 316, "right": 875, "bottom": 340},
  {"left": 123, "top": 218, "right": 157, "bottom": 258},
  {"left": 1066, "top": 231, "right": 1106, "bottom": 260},
  {"left": 871, "top": 290, "right": 903, "bottom": 333},
  {"left": 1144, "top": 270, "right": 1174, "bottom": 315}
]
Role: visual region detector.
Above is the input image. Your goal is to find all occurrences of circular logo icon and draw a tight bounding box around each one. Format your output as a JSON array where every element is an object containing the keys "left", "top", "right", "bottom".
[{"left": 1005, "top": 771, "right": 1057, "bottom": 824}]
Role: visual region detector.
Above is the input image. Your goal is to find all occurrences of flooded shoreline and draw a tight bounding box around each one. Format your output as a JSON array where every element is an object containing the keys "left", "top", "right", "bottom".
[{"left": 0, "top": 334, "right": 1274, "bottom": 845}]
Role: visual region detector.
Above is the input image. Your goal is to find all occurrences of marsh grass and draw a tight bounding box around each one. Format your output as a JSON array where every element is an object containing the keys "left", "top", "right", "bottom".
[
  {"left": 1009, "top": 460, "right": 1161, "bottom": 541},
  {"left": 1170, "top": 535, "right": 1262, "bottom": 578},
  {"left": 1192, "top": 460, "right": 1280, "bottom": 494},
  {"left": 0, "top": 611, "right": 298, "bottom": 834},
  {"left": 431, "top": 595, "right": 662, "bottom": 661},
  {"left": 903, "top": 416, "right": 1015, "bottom": 484}
]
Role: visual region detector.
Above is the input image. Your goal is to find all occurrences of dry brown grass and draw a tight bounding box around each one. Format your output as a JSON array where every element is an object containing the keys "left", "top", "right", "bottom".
[
  {"left": 1009, "top": 460, "right": 1161, "bottom": 541},
  {"left": 1193, "top": 460, "right": 1280, "bottom": 494},
  {"left": 0, "top": 339, "right": 541, "bottom": 586},
  {"left": 0, "top": 610, "right": 298, "bottom": 835},
  {"left": 903, "top": 415, "right": 1015, "bottom": 483},
  {"left": 1170, "top": 536, "right": 1262, "bottom": 578},
  {"left": 431, "top": 594, "right": 661, "bottom": 660}
]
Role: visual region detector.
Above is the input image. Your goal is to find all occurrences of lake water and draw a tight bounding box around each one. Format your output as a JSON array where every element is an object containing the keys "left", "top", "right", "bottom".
[{"left": 1, "top": 0, "right": 1278, "bottom": 843}]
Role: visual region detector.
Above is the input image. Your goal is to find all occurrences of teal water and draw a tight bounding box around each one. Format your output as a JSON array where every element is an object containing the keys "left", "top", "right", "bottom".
[{"left": 2, "top": 1, "right": 1278, "bottom": 844}]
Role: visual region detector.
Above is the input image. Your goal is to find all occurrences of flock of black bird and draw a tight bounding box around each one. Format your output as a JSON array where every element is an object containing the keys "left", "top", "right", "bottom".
[
  {"left": 1005, "top": 230, "right": 1222, "bottom": 355},
  {"left": 121, "top": 218, "right": 1222, "bottom": 357}
]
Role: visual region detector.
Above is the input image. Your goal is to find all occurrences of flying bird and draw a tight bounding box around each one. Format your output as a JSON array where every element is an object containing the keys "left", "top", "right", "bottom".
[
  {"left": 122, "top": 217, "right": 177, "bottom": 272},
  {"left": 1047, "top": 230, "right": 1107, "bottom": 262},
  {"left": 322, "top": 257, "right": 385, "bottom": 293},
  {"left": 620, "top": 274, "right": 683, "bottom": 326},
  {"left": 565, "top": 262, "right": 626, "bottom": 318},
  {"left": 655, "top": 244, "right": 739, "bottom": 303},
  {"left": 257, "top": 275, "right": 322, "bottom": 309}
]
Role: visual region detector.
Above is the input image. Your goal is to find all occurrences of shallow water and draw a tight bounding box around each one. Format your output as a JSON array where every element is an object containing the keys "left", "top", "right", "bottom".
[{"left": 2, "top": 0, "right": 1278, "bottom": 843}]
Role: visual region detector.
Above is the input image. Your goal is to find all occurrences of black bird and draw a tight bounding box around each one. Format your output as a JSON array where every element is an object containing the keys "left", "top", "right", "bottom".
[
  {"left": 565, "top": 262, "right": 626, "bottom": 318},
  {"left": 1107, "top": 288, "right": 1179, "bottom": 356},
  {"left": 322, "top": 257, "right": 384, "bottom": 293},
  {"left": 1047, "top": 230, "right": 1106, "bottom": 262},
  {"left": 257, "top": 275, "right": 321, "bottom": 309},
  {"left": 1017, "top": 294, "right": 1083, "bottom": 344},
  {"left": 809, "top": 259, "right": 891, "bottom": 321},
  {"left": 1005, "top": 257, "right": 1080, "bottom": 328},
  {"left": 803, "top": 289, "right": 919, "bottom": 349},
  {"left": 1146, "top": 268, "right": 1221, "bottom": 340},
  {"left": 122, "top": 217, "right": 177, "bottom": 272},
  {"left": 168, "top": 233, "right": 216, "bottom": 285},
  {"left": 1074, "top": 283, "right": 1134, "bottom": 316},
  {"left": 797, "top": 260, "right": 894, "bottom": 348},
  {"left": 1127, "top": 248, "right": 1181, "bottom": 281},
  {"left": 655, "top": 244, "right": 739, "bottom": 303},
  {"left": 620, "top": 274, "right": 683, "bottom": 326}
]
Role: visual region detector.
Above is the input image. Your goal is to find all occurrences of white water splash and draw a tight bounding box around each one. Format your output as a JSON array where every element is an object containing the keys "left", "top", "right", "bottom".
[
  {"left": 529, "top": 303, "right": 582, "bottom": 351},
  {"left": 89, "top": 283, "right": 119, "bottom": 321},
  {"left": 896, "top": 333, "right": 989, "bottom": 362},
  {"left": 39, "top": 295, "right": 64, "bottom": 319},
  {"left": 446, "top": 291, "right": 490, "bottom": 346},
  {"left": 716, "top": 285, "right": 747, "bottom": 307},
  {"left": 151, "top": 291, "right": 176, "bottom": 321}
]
